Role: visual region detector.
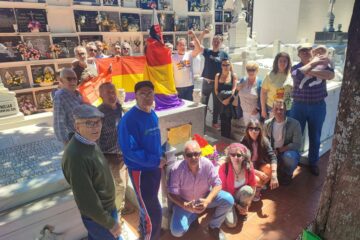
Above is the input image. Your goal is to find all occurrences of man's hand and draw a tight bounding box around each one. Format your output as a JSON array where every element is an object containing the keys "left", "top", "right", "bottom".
[
  {"left": 183, "top": 201, "right": 204, "bottom": 214},
  {"left": 159, "top": 158, "right": 166, "bottom": 168},
  {"left": 310, "top": 55, "right": 329, "bottom": 68},
  {"left": 188, "top": 30, "right": 195, "bottom": 38},
  {"left": 270, "top": 175, "right": 279, "bottom": 190},
  {"left": 198, "top": 198, "right": 211, "bottom": 209},
  {"left": 203, "top": 28, "right": 210, "bottom": 34},
  {"left": 110, "top": 222, "right": 122, "bottom": 238}
]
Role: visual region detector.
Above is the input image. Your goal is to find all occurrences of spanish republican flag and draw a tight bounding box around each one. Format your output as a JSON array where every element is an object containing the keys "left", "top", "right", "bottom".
[{"left": 144, "top": 7, "right": 183, "bottom": 110}]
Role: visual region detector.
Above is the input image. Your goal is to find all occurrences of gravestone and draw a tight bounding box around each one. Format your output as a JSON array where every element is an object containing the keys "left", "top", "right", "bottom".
[{"left": 0, "top": 80, "right": 23, "bottom": 124}]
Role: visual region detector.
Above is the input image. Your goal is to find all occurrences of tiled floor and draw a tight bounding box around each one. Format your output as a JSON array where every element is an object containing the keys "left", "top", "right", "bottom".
[{"left": 123, "top": 150, "right": 330, "bottom": 240}]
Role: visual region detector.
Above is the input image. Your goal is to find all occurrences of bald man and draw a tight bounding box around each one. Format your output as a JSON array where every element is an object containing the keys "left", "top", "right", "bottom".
[{"left": 53, "top": 68, "right": 83, "bottom": 145}]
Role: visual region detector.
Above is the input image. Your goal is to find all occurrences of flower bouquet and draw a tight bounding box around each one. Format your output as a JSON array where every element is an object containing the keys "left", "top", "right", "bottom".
[
  {"left": 28, "top": 20, "right": 41, "bottom": 32},
  {"left": 49, "top": 44, "right": 61, "bottom": 59},
  {"left": 16, "top": 41, "right": 41, "bottom": 61}
]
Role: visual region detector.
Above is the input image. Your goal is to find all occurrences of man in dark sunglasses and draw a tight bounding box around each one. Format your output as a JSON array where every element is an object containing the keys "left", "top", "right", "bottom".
[
  {"left": 72, "top": 46, "right": 98, "bottom": 83},
  {"left": 168, "top": 140, "right": 233, "bottom": 240}
]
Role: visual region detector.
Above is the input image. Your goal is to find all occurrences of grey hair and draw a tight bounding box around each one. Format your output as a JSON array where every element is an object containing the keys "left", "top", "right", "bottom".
[
  {"left": 184, "top": 140, "right": 200, "bottom": 151},
  {"left": 74, "top": 45, "right": 86, "bottom": 55},
  {"left": 60, "top": 68, "right": 76, "bottom": 79}
]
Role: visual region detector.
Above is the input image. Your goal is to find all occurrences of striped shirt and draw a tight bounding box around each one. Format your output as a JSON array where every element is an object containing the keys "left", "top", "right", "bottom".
[
  {"left": 53, "top": 89, "right": 82, "bottom": 143},
  {"left": 291, "top": 62, "right": 333, "bottom": 103},
  {"left": 98, "top": 102, "right": 122, "bottom": 154}
]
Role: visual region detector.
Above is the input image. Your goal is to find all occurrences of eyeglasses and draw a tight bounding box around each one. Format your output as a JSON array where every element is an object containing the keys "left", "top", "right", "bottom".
[
  {"left": 77, "top": 52, "right": 86, "bottom": 56},
  {"left": 230, "top": 153, "right": 244, "bottom": 158},
  {"left": 122, "top": 48, "right": 130, "bottom": 51},
  {"left": 78, "top": 119, "right": 102, "bottom": 128},
  {"left": 248, "top": 127, "right": 260, "bottom": 132},
  {"left": 137, "top": 92, "right": 154, "bottom": 98},
  {"left": 185, "top": 151, "right": 202, "bottom": 158},
  {"left": 222, "top": 64, "right": 230, "bottom": 67},
  {"left": 247, "top": 68, "right": 256, "bottom": 72},
  {"left": 65, "top": 77, "right": 77, "bottom": 82},
  {"left": 89, "top": 49, "right": 97, "bottom": 52}
]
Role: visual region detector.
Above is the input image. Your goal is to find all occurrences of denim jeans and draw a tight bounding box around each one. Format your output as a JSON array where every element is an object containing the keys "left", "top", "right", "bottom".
[
  {"left": 201, "top": 81, "right": 221, "bottom": 124},
  {"left": 81, "top": 209, "right": 122, "bottom": 240},
  {"left": 170, "top": 190, "right": 234, "bottom": 237},
  {"left": 177, "top": 85, "right": 194, "bottom": 101},
  {"left": 290, "top": 100, "right": 326, "bottom": 166},
  {"left": 278, "top": 150, "right": 300, "bottom": 176}
]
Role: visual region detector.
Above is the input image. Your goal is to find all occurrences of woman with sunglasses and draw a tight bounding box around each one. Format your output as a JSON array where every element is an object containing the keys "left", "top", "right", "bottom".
[
  {"left": 219, "top": 143, "right": 256, "bottom": 227},
  {"left": 214, "top": 58, "right": 238, "bottom": 138},
  {"left": 236, "top": 61, "right": 262, "bottom": 125},
  {"left": 260, "top": 52, "right": 292, "bottom": 119},
  {"left": 241, "top": 119, "right": 279, "bottom": 201}
]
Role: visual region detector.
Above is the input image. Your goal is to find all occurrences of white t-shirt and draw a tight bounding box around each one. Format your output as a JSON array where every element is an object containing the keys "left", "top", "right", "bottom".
[
  {"left": 238, "top": 80, "right": 258, "bottom": 113},
  {"left": 273, "top": 121, "right": 285, "bottom": 149},
  {"left": 172, "top": 51, "right": 194, "bottom": 88}
]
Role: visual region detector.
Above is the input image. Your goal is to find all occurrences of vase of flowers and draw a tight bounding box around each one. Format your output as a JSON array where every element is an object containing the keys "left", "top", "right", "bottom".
[{"left": 28, "top": 20, "right": 41, "bottom": 32}]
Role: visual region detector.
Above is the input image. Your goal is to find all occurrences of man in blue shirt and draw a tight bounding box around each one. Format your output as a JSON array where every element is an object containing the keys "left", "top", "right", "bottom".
[{"left": 118, "top": 81, "right": 165, "bottom": 240}]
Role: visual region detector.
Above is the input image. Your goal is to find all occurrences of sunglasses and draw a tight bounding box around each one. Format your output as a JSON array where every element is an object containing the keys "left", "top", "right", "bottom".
[
  {"left": 248, "top": 127, "right": 260, "bottom": 132},
  {"left": 247, "top": 68, "right": 256, "bottom": 72},
  {"left": 222, "top": 64, "right": 230, "bottom": 67},
  {"left": 89, "top": 49, "right": 97, "bottom": 52},
  {"left": 122, "top": 48, "right": 130, "bottom": 51},
  {"left": 230, "top": 153, "right": 244, "bottom": 158},
  {"left": 77, "top": 52, "right": 86, "bottom": 56},
  {"left": 185, "top": 151, "right": 201, "bottom": 158}
]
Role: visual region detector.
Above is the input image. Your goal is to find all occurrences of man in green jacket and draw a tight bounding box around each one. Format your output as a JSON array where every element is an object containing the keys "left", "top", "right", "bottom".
[
  {"left": 264, "top": 100, "right": 302, "bottom": 185},
  {"left": 62, "top": 104, "right": 122, "bottom": 239}
]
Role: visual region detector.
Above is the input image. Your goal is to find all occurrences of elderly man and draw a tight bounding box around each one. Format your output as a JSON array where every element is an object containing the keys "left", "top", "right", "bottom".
[
  {"left": 120, "top": 42, "right": 132, "bottom": 56},
  {"left": 86, "top": 42, "right": 98, "bottom": 59},
  {"left": 290, "top": 43, "right": 335, "bottom": 176},
  {"left": 62, "top": 104, "right": 122, "bottom": 240},
  {"left": 53, "top": 68, "right": 82, "bottom": 145},
  {"left": 72, "top": 46, "right": 98, "bottom": 84},
  {"left": 168, "top": 140, "right": 233, "bottom": 240},
  {"left": 201, "top": 33, "right": 229, "bottom": 130},
  {"left": 95, "top": 40, "right": 109, "bottom": 58},
  {"left": 98, "top": 82, "right": 133, "bottom": 216},
  {"left": 172, "top": 30, "right": 203, "bottom": 101},
  {"left": 118, "top": 81, "right": 166, "bottom": 240},
  {"left": 264, "top": 100, "right": 302, "bottom": 185}
]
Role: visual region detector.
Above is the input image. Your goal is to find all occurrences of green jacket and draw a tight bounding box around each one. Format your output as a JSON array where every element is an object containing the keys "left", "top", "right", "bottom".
[
  {"left": 264, "top": 117, "right": 302, "bottom": 152},
  {"left": 62, "top": 136, "right": 116, "bottom": 229}
]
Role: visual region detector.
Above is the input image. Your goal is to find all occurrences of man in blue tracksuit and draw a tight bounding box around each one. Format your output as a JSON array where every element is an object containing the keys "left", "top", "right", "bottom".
[{"left": 118, "top": 81, "right": 165, "bottom": 240}]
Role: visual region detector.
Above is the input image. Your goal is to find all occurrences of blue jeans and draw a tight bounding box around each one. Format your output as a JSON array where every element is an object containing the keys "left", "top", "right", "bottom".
[
  {"left": 177, "top": 85, "right": 194, "bottom": 101},
  {"left": 81, "top": 209, "right": 122, "bottom": 240},
  {"left": 170, "top": 190, "right": 234, "bottom": 237},
  {"left": 290, "top": 100, "right": 326, "bottom": 166},
  {"left": 278, "top": 150, "right": 300, "bottom": 176}
]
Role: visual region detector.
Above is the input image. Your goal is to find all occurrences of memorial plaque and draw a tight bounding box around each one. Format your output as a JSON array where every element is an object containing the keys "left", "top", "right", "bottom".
[
  {"left": 0, "top": 67, "right": 30, "bottom": 90},
  {"left": 175, "top": 16, "right": 188, "bottom": 32},
  {"left": 0, "top": 8, "right": 16, "bottom": 33},
  {"left": 224, "top": 11, "right": 232, "bottom": 22},
  {"left": 31, "top": 64, "right": 56, "bottom": 87},
  {"left": 121, "top": 13, "right": 140, "bottom": 32},
  {"left": 158, "top": 13, "right": 174, "bottom": 32},
  {"left": 15, "top": 92, "right": 37, "bottom": 115},
  {"left": 99, "top": 12, "right": 120, "bottom": 32},
  {"left": 35, "top": 90, "right": 53, "bottom": 110},
  {"left": 163, "top": 34, "right": 174, "bottom": 45},
  {"left": 15, "top": 8, "right": 48, "bottom": 32},
  {"left": 188, "top": 16, "right": 200, "bottom": 31},
  {"left": 140, "top": 14, "right": 152, "bottom": 32},
  {"left": 215, "top": 24, "right": 223, "bottom": 34},
  {"left": 52, "top": 36, "right": 79, "bottom": 58},
  {"left": 202, "top": 15, "right": 212, "bottom": 29},
  {"left": 74, "top": 10, "right": 100, "bottom": 32},
  {"left": 103, "top": 0, "right": 118, "bottom": 6},
  {"left": 215, "top": 10, "right": 223, "bottom": 22},
  {"left": 73, "top": 0, "right": 100, "bottom": 5},
  {"left": 0, "top": 36, "right": 22, "bottom": 62},
  {"left": 23, "top": 36, "right": 52, "bottom": 60},
  {"left": 140, "top": 0, "right": 158, "bottom": 9},
  {"left": 79, "top": 35, "right": 103, "bottom": 45}
]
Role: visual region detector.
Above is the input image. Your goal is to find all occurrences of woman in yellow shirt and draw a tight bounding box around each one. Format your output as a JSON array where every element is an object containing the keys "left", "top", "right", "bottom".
[{"left": 260, "top": 52, "right": 292, "bottom": 119}]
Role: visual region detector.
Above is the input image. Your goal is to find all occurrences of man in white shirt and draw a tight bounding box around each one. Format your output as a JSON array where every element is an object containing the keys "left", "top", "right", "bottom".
[
  {"left": 172, "top": 30, "right": 203, "bottom": 101},
  {"left": 264, "top": 100, "right": 302, "bottom": 185}
]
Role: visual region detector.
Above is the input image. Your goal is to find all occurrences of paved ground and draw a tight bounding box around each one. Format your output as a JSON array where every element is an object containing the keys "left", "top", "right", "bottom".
[{"left": 122, "top": 147, "right": 330, "bottom": 240}]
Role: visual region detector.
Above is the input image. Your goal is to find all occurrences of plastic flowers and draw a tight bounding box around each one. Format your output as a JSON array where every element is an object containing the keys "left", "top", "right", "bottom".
[
  {"left": 27, "top": 20, "right": 41, "bottom": 32},
  {"left": 16, "top": 41, "right": 41, "bottom": 61}
]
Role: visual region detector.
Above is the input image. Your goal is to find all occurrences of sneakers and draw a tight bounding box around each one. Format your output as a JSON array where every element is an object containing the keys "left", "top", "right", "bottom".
[
  {"left": 212, "top": 123, "right": 221, "bottom": 130},
  {"left": 208, "top": 227, "right": 227, "bottom": 240},
  {"left": 309, "top": 165, "right": 320, "bottom": 176}
]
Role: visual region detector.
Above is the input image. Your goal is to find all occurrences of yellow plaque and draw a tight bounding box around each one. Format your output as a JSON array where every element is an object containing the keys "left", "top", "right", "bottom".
[{"left": 167, "top": 123, "right": 192, "bottom": 146}]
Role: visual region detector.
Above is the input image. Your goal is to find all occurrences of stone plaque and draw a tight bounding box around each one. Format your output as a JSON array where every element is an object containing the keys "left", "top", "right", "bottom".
[
  {"left": 52, "top": 36, "right": 79, "bottom": 58},
  {"left": 0, "top": 66, "right": 30, "bottom": 90},
  {"left": 31, "top": 64, "right": 56, "bottom": 87},
  {"left": 0, "top": 101, "right": 18, "bottom": 117},
  {"left": 74, "top": 10, "right": 100, "bottom": 32},
  {"left": 120, "top": 13, "right": 140, "bottom": 32},
  {"left": 0, "top": 36, "right": 22, "bottom": 62},
  {"left": 15, "top": 8, "right": 48, "bottom": 33},
  {"left": 0, "top": 8, "right": 16, "bottom": 33},
  {"left": 22, "top": 36, "right": 52, "bottom": 60},
  {"left": 140, "top": 14, "right": 152, "bottom": 32},
  {"left": 99, "top": 12, "right": 120, "bottom": 32}
]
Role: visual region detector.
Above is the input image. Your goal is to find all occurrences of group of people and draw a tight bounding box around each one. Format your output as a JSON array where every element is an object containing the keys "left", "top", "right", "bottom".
[{"left": 53, "top": 30, "right": 335, "bottom": 240}]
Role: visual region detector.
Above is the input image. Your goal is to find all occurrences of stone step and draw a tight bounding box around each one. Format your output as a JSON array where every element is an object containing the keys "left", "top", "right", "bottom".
[{"left": 0, "top": 170, "right": 70, "bottom": 212}]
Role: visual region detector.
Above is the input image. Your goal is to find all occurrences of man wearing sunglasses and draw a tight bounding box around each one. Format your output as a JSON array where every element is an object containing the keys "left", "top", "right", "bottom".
[
  {"left": 72, "top": 46, "right": 98, "bottom": 84},
  {"left": 62, "top": 104, "right": 122, "bottom": 240},
  {"left": 168, "top": 140, "right": 233, "bottom": 240},
  {"left": 264, "top": 100, "right": 302, "bottom": 185},
  {"left": 53, "top": 68, "right": 83, "bottom": 145}
]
